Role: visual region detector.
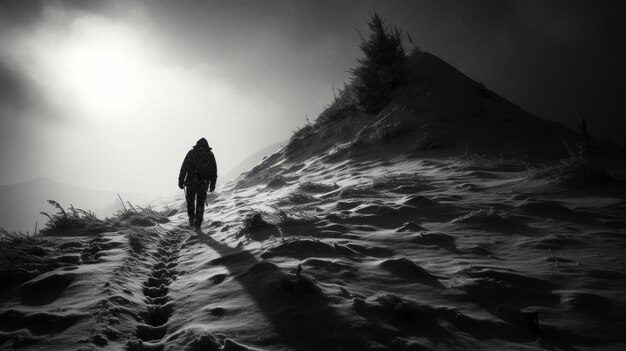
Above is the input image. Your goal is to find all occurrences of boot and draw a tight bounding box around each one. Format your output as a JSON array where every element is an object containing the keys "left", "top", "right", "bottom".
[{"left": 194, "top": 212, "right": 204, "bottom": 231}]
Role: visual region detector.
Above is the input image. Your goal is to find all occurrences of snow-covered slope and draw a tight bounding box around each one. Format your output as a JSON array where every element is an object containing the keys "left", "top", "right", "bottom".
[{"left": 1, "top": 52, "right": 625, "bottom": 351}]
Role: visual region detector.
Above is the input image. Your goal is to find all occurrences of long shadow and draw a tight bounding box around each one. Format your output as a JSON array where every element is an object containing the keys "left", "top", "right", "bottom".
[
  {"left": 192, "top": 230, "right": 368, "bottom": 350},
  {"left": 195, "top": 230, "right": 590, "bottom": 351}
]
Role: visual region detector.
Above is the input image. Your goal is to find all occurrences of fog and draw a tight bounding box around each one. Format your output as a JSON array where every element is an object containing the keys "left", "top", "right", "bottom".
[
  {"left": 0, "top": 3, "right": 298, "bottom": 195},
  {"left": 1, "top": 0, "right": 624, "bottom": 196}
]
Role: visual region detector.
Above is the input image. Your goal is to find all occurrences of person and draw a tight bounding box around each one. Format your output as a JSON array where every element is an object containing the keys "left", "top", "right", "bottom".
[{"left": 178, "top": 138, "right": 217, "bottom": 229}]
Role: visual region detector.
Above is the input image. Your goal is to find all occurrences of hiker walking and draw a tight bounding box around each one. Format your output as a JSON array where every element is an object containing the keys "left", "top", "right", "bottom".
[{"left": 178, "top": 138, "right": 217, "bottom": 230}]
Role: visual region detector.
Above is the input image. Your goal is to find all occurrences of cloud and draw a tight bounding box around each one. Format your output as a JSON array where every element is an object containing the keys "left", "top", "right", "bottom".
[
  {"left": 0, "top": 56, "right": 67, "bottom": 124},
  {"left": 0, "top": 59, "right": 32, "bottom": 118},
  {"left": 0, "top": 3, "right": 78, "bottom": 124}
]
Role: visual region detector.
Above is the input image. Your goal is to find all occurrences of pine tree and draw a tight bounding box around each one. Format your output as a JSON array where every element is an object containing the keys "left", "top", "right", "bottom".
[{"left": 351, "top": 11, "right": 407, "bottom": 113}]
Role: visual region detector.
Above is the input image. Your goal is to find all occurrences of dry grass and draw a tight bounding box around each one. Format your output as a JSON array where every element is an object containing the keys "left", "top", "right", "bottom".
[
  {"left": 451, "top": 147, "right": 512, "bottom": 170},
  {"left": 0, "top": 227, "right": 51, "bottom": 287},
  {"left": 237, "top": 210, "right": 282, "bottom": 242},
  {"left": 242, "top": 211, "right": 271, "bottom": 232},
  {"left": 0, "top": 228, "right": 43, "bottom": 266},
  {"left": 316, "top": 83, "right": 358, "bottom": 124},
  {"left": 275, "top": 205, "right": 316, "bottom": 224},
  {"left": 39, "top": 200, "right": 109, "bottom": 236},
  {"left": 37, "top": 196, "right": 172, "bottom": 236},
  {"left": 524, "top": 141, "right": 613, "bottom": 186},
  {"left": 0, "top": 227, "right": 37, "bottom": 245},
  {"left": 112, "top": 195, "right": 170, "bottom": 227}
]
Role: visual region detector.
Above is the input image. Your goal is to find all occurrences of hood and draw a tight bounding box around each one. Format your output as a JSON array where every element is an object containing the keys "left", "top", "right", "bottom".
[{"left": 194, "top": 138, "right": 212, "bottom": 150}]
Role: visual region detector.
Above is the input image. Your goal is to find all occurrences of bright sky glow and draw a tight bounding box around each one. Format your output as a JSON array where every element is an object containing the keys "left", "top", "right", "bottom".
[
  {"left": 4, "top": 10, "right": 287, "bottom": 196},
  {"left": 53, "top": 17, "right": 150, "bottom": 122}
]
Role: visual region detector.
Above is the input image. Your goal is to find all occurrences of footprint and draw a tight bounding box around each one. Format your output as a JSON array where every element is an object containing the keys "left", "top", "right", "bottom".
[
  {"left": 209, "top": 273, "right": 226, "bottom": 285},
  {"left": 132, "top": 233, "right": 185, "bottom": 344},
  {"left": 20, "top": 273, "right": 76, "bottom": 306}
]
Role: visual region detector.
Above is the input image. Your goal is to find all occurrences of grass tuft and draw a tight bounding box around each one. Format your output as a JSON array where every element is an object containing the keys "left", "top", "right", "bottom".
[
  {"left": 113, "top": 195, "right": 170, "bottom": 227},
  {"left": 40, "top": 200, "right": 108, "bottom": 236},
  {"left": 524, "top": 140, "right": 614, "bottom": 186}
]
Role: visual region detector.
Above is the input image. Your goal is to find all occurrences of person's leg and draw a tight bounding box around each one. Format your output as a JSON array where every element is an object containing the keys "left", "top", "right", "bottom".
[
  {"left": 186, "top": 187, "right": 196, "bottom": 227},
  {"left": 194, "top": 185, "right": 209, "bottom": 228}
]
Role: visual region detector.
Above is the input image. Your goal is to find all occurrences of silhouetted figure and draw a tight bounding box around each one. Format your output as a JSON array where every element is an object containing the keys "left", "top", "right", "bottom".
[{"left": 178, "top": 138, "right": 217, "bottom": 229}]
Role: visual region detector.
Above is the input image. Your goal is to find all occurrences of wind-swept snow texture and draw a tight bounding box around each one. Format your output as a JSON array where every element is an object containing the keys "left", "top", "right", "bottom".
[{"left": 1, "top": 52, "right": 625, "bottom": 350}]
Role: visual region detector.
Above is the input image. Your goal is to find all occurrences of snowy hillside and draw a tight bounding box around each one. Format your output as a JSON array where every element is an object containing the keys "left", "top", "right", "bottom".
[
  {"left": 1, "top": 50, "right": 625, "bottom": 351},
  {"left": 262, "top": 51, "right": 601, "bottom": 166}
]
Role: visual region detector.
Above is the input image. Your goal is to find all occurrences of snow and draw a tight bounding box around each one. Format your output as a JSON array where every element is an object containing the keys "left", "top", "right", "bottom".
[{"left": 1, "top": 51, "right": 625, "bottom": 350}]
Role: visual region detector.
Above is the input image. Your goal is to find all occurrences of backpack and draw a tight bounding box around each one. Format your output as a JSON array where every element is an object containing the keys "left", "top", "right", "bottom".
[{"left": 190, "top": 149, "right": 215, "bottom": 182}]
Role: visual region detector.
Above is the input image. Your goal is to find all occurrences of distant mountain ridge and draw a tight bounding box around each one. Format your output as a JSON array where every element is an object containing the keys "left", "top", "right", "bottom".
[{"left": 222, "top": 140, "right": 286, "bottom": 182}]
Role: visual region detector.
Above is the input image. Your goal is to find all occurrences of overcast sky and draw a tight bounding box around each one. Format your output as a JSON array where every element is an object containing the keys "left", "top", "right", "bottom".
[{"left": 1, "top": 0, "right": 624, "bottom": 196}]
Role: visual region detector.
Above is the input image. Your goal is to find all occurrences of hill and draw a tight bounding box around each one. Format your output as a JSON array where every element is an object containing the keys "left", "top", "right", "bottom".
[{"left": 1, "top": 23, "right": 625, "bottom": 351}]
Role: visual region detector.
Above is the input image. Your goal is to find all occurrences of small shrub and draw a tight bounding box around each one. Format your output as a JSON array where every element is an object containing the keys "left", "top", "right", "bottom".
[
  {"left": 242, "top": 211, "right": 271, "bottom": 232},
  {"left": 238, "top": 211, "right": 282, "bottom": 241},
  {"left": 350, "top": 11, "right": 407, "bottom": 113}
]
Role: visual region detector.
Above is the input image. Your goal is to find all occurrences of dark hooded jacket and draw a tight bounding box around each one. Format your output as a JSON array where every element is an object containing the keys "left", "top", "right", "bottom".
[{"left": 179, "top": 138, "right": 217, "bottom": 190}]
